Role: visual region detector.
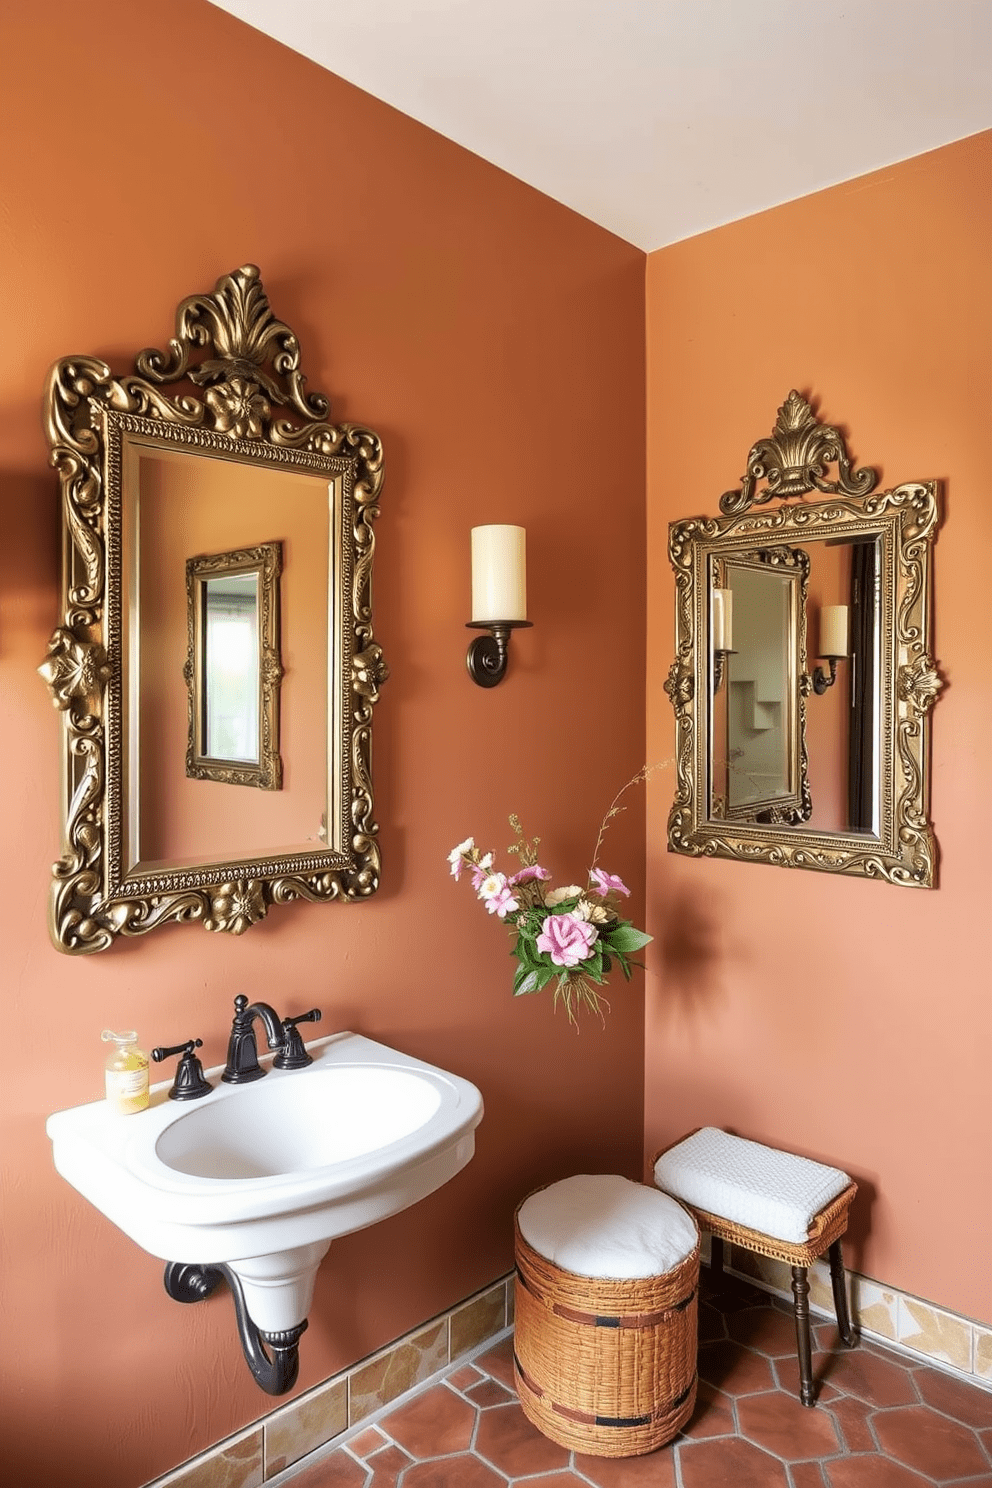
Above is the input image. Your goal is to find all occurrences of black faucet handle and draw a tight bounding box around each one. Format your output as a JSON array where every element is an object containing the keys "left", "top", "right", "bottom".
[
  {"left": 151, "top": 1039, "right": 212, "bottom": 1101},
  {"left": 273, "top": 1008, "right": 321, "bottom": 1071},
  {"left": 282, "top": 1009, "right": 321, "bottom": 1031}
]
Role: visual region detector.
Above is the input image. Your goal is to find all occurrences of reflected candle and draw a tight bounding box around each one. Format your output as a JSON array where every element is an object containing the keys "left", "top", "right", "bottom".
[
  {"left": 712, "top": 588, "right": 733, "bottom": 651},
  {"left": 471, "top": 525, "right": 527, "bottom": 622}
]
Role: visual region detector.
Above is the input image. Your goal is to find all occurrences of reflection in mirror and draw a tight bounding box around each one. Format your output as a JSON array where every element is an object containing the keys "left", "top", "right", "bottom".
[
  {"left": 184, "top": 541, "right": 283, "bottom": 792},
  {"left": 710, "top": 549, "right": 808, "bottom": 825},
  {"left": 665, "top": 391, "right": 941, "bottom": 887},
  {"left": 204, "top": 573, "right": 260, "bottom": 764}
]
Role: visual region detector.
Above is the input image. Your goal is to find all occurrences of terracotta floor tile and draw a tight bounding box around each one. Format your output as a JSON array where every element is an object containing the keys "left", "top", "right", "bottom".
[
  {"left": 520, "top": 1475, "right": 600, "bottom": 1487},
  {"left": 703, "top": 1280, "right": 771, "bottom": 1315},
  {"left": 698, "top": 1302, "right": 727, "bottom": 1344},
  {"left": 791, "top": 1465, "right": 828, "bottom": 1488},
  {"left": 825, "top": 1457, "right": 938, "bottom": 1487},
  {"left": 679, "top": 1380, "right": 736, "bottom": 1441},
  {"left": 363, "top": 1443, "right": 413, "bottom": 1485},
  {"left": 772, "top": 1351, "right": 846, "bottom": 1405},
  {"left": 377, "top": 1383, "right": 476, "bottom": 1457},
  {"left": 871, "top": 1403, "right": 990, "bottom": 1480},
  {"left": 281, "top": 1448, "right": 369, "bottom": 1487},
  {"left": 679, "top": 1435, "right": 790, "bottom": 1486},
  {"left": 697, "top": 1339, "right": 776, "bottom": 1396},
  {"left": 464, "top": 1377, "right": 516, "bottom": 1407},
  {"left": 401, "top": 1455, "right": 505, "bottom": 1488},
  {"left": 736, "top": 1389, "right": 842, "bottom": 1461},
  {"left": 829, "top": 1393, "right": 879, "bottom": 1453},
  {"left": 726, "top": 1304, "right": 804, "bottom": 1357},
  {"left": 812, "top": 1350, "right": 927, "bottom": 1410},
  {"left": 347, "top": 1428, "right": 388, "bottom": 1460},
  {"left": 474, "top": 1401, "right": 570, "bottom": 1477},
  {"left": 447, "top": 1364, "right": 485, "bottom": 1392},
  {"left": 912, "top": 1367, "right": 992, "bottom": 1430},
  {"left": 475, "top": 1336, "right": 517, "bottom": 1390},
  {"left": 572, "top": 1446, "right": 677, "bottom": 1486}
]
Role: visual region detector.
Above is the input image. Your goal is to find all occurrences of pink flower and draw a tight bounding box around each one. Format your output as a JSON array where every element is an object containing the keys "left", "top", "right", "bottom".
[
  {"left": 469, "top": 852, "right": 494, "bottom": 890},
  {"left": 509, "top": 864, "right": 551, "bottom": 885},
  {"left": 478, "top": 873, "right": 519, "bottom": 918},
  {"left": 589, "top": 868, "right": 630, "bottom": 898},
  {"left": 536, "top": 912, "right": 598, "bottom": 968}
]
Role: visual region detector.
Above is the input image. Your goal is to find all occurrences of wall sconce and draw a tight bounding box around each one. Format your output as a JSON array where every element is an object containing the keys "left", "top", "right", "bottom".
[
  {"left": 812, "top": 604, "right": 849, "bottom": 694},
  {"left": 711, "top": 587, "right": 736, "bottom": 691},
  {"left": 466, "top": 525, "right": 532, "bottom": 687}
]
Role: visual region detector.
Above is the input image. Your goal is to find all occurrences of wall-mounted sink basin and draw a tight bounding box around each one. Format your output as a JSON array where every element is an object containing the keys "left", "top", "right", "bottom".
[{"left": 47, "top": 1033, "right": 484, "bottom": 1343}]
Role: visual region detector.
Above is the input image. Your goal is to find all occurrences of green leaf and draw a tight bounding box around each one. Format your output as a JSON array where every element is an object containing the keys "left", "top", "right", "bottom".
[
  {"left": 513, "top": 966, "right": 540, "bottom": 995},
  {"left": 603, "top": 924, "right": 652, "bottom": 954}
]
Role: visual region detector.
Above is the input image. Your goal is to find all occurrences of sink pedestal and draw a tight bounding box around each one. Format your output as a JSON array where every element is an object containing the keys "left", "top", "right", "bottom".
[{"left": 227, "top": 1239, "right": 332, "bottom": 1331}]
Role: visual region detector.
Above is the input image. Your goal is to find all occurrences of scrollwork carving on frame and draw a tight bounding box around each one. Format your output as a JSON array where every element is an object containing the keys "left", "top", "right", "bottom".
[
  {"left": 41, "top": 265, "right": 387, "bottom": 953},
  {"left": 665, "top": 403, "right": 942, "bottom": 888}
]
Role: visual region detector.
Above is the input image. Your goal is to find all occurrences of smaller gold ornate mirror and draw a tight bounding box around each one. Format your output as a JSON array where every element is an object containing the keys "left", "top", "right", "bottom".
[
  {"left": 40, "top": 265, "right": 388, "bottom": 952},
  {"left": 665, "top": 392, "right": 942, "bottom": 887}
]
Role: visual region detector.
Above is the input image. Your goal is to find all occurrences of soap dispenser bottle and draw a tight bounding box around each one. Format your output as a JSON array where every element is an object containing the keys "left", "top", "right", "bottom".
[{"left": 101, "top": 1029, "right": 149, "bottom": 1115}]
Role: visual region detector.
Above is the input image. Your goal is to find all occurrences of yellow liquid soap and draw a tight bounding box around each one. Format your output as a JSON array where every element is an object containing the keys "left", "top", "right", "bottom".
[{"left": 101, "top": 1030, "right": 149, "bottom": 1115}]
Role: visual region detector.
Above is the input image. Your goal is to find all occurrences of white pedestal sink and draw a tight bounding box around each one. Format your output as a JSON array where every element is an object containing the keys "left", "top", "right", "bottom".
[{"left": 47, "top": 1032, "right": 484, "bottom": 1386}]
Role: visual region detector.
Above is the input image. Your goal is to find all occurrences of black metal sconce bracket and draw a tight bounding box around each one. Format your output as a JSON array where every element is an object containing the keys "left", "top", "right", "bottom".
[
  {"left": 466, "top": 620, "right": 532, "bottom": 687},
  {"left": 164, "top": 1261, "right": 307, "bottom": 1396},
  {"left": 812, "top": 657, "right": 840, "bottom": 694}
]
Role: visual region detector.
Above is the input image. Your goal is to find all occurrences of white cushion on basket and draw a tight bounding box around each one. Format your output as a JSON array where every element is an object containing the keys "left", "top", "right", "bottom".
[
  {"left": 653, "top": 1128, "right": 850, "bottom": 1246},
  {"left": 517, "top": 1174, "right": 698, "bottom": 1280}
]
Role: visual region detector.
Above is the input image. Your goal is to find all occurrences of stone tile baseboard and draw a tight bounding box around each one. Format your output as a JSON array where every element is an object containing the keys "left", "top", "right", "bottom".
[
  {"left": 143, "top": 1274, "right": 514, "bottom": 1488},
  {"left": 716, "top": 1237, "right": 992, "bottom": 1391}
]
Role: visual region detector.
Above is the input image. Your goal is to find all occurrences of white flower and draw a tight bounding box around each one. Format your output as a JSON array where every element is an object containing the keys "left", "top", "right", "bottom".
[
  {"left": 448, "top": 837, "right": 474, "bottom": 879},
  {"left": 575, "top": 898, "right": 611, "bottom": 924},
  {"left": 545, "top": 884, "right": 583, "bottom": 906}
]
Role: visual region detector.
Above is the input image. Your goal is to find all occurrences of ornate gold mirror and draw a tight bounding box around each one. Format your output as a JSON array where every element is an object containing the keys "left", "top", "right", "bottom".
[
  {"left": 40, "top": 265, "right": 387, "bottom": 952},
  {"left": 665, "top": 392, "right": 941, "bottom": 886}
]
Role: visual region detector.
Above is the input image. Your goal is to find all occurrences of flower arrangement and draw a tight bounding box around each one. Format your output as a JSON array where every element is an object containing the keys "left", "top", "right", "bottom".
[{"left": 448, "top": 793, "right": 653, "bottom": 1024}]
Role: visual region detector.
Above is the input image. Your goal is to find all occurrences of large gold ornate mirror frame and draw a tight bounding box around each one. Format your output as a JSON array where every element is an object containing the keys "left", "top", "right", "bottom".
[
  {"left": 40, "top": 265, "right": 387, "bottom": 952},
  {"left": 665, "top": 392, "right": 942, "bottom": 887}
]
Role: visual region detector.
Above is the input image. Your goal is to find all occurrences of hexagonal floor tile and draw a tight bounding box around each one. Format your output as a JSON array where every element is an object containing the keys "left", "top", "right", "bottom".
[
  {"left": 474, "top": 1401, "right": 570, "bottom": 1478},
  {"left": 871, "top": 1403, "right": 990, "bottom": 1480},
  {"left": 698, "top": 1339, "right": 776, "bottom": 1397},
  {"left": 402, "top": 1455, "right": 506, "bottom": 1488},
  {"left": 726, "top": 1305, "right": 804, "bottom": 1357},
  {"left": 572, "top": 1445, "right": 678, "bottom": 1486},
  {"left": 377, "top": 1382, "right": 476, "bottom": 1457},
  {"left": 736, "top": 1390, "right": 841, "bottom": 1461},
  {"left": 912, "top": 1365, "right": 992, "bottom": 1429},
  {"left": 679, "top": 1435, "right": 790, "bottom": 1486}
]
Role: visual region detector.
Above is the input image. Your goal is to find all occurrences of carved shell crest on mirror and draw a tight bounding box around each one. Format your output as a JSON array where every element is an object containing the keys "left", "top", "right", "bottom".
[
  {"left": 40, "top": 265, "right": 387, "bottom": 952},
  {"left": 665, "top": 391, "right": 943, "bottom": 887}
]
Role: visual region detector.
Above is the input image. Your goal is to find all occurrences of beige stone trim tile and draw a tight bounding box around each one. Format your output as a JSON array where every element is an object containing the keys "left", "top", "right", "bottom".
[
  {"left": 348, "top": 1317, "right": 449, "bottom": 1425},
  {"left": 263, "top": 1376, "right": 347, "bottom": 1478},
  {"left": 974, "top": 1325, "right": 992, "bottom": 1381},
  {"left": 851, "top": 1275, "right": 898, "bottom": 1341},
  {"left": 450, "top": 1282, "right": 507, "bottom": 1360},
  {"left": 896, "top": 1294, "right": 973, "bottom": 1372},
  {"left": 142, "top": 1425, "right": 264, "bottom": 1488}
]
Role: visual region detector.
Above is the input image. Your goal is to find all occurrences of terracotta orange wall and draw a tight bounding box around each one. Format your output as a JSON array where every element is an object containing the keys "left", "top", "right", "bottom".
[
  {"left": 0, "top": 4, "right": 646, "bottom": 1485},
  {"left": 645, "top": 132, "right": 992, "bottom": 1325}
]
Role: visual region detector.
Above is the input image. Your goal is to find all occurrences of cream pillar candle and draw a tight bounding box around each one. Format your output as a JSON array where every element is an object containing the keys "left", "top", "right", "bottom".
[
  {"left": 471, "top": 525, "right": 527, "bottom": 622},
  {"left": 712, "top": 588, "right": 733, "bottom": 651},
  {"left": 820, "top": 604, "right": 849, "bottom": 657}
]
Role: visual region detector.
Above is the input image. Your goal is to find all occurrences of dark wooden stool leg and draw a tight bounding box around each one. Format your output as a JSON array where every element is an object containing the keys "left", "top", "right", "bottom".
[
  {"left": 829, "top": 1240, "right": 858, "bottom": 1348},
  {"left": 791, "top": 1265, "right": 815, "bottom": 1407},
  {"left": 710, "top": 1235, "right": 724, "bottom": 1276}
]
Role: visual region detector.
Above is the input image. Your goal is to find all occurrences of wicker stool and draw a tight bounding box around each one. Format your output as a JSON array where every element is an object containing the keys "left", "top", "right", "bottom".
[
  {"left": 653, "top": 1128, "right": 859, "bottom": 1408},
  {"left": 513, "top": 1174, "right": 700, "bottom": 1457}
]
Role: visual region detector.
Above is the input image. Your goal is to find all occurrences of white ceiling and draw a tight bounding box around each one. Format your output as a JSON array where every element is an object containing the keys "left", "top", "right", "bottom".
[{"left": 208, "top": 0, "right": 992, "bottom": 252}]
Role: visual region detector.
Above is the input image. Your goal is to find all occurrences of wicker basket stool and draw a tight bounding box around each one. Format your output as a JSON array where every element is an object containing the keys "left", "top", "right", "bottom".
[
  {"left": 653, "top": 1128, "right": 859, "bottom": 1408},
  {"left": 513, "top": 1175, "right": 700, "bottom": 1457}
]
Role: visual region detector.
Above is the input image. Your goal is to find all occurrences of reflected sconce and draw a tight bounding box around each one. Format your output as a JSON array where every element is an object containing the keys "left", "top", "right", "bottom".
[
  {"left": 812, "top": 604, "right": 849, "bottom": 694},
  {"left": 711, "top": 587, "right": 736, "bottom": 691},
  {"left": 466, "top": 525, "right": 532, "bottom": 687}
]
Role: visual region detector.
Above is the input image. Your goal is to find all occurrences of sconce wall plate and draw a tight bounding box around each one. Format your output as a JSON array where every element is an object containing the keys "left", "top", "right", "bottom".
[{"left": 466, "top": 620, "right": 532, "bottom": 687}]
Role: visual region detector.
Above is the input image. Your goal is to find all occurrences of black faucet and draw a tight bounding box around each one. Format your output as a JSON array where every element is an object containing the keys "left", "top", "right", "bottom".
[{"left": 221, "top": 996, "right": 286, "bottom": 1084}]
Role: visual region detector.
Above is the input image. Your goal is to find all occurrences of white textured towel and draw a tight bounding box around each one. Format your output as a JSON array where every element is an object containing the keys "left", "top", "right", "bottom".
[
  {"left": 653, "top": 1128, "right": 850, "bottom": 1245},
  {"left": 517, "top": 1174, "right": 698, "bottom": 1280}
]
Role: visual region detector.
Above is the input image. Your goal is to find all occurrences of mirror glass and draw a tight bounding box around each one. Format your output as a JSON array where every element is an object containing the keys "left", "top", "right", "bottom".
[
  {"left": 41, "top": 265, "right": 388, "bottom": 951},
  {"left": 665, "top": 391, "right": 941, "bottom": 887},
  {"left": 202, "top": 572, "right": 261, "bottom": 765}
]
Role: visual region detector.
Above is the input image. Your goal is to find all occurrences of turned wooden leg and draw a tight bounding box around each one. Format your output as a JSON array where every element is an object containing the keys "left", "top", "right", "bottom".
[
  {"left": 829, "top": 1240, "right": 858, "bottom": 1348},
  {"left": 791, "top": 1265, "right": 815, "bottom": 1407},
  {"left": 710, "top": 1234, "right": 724, "bottom": 1276}
]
